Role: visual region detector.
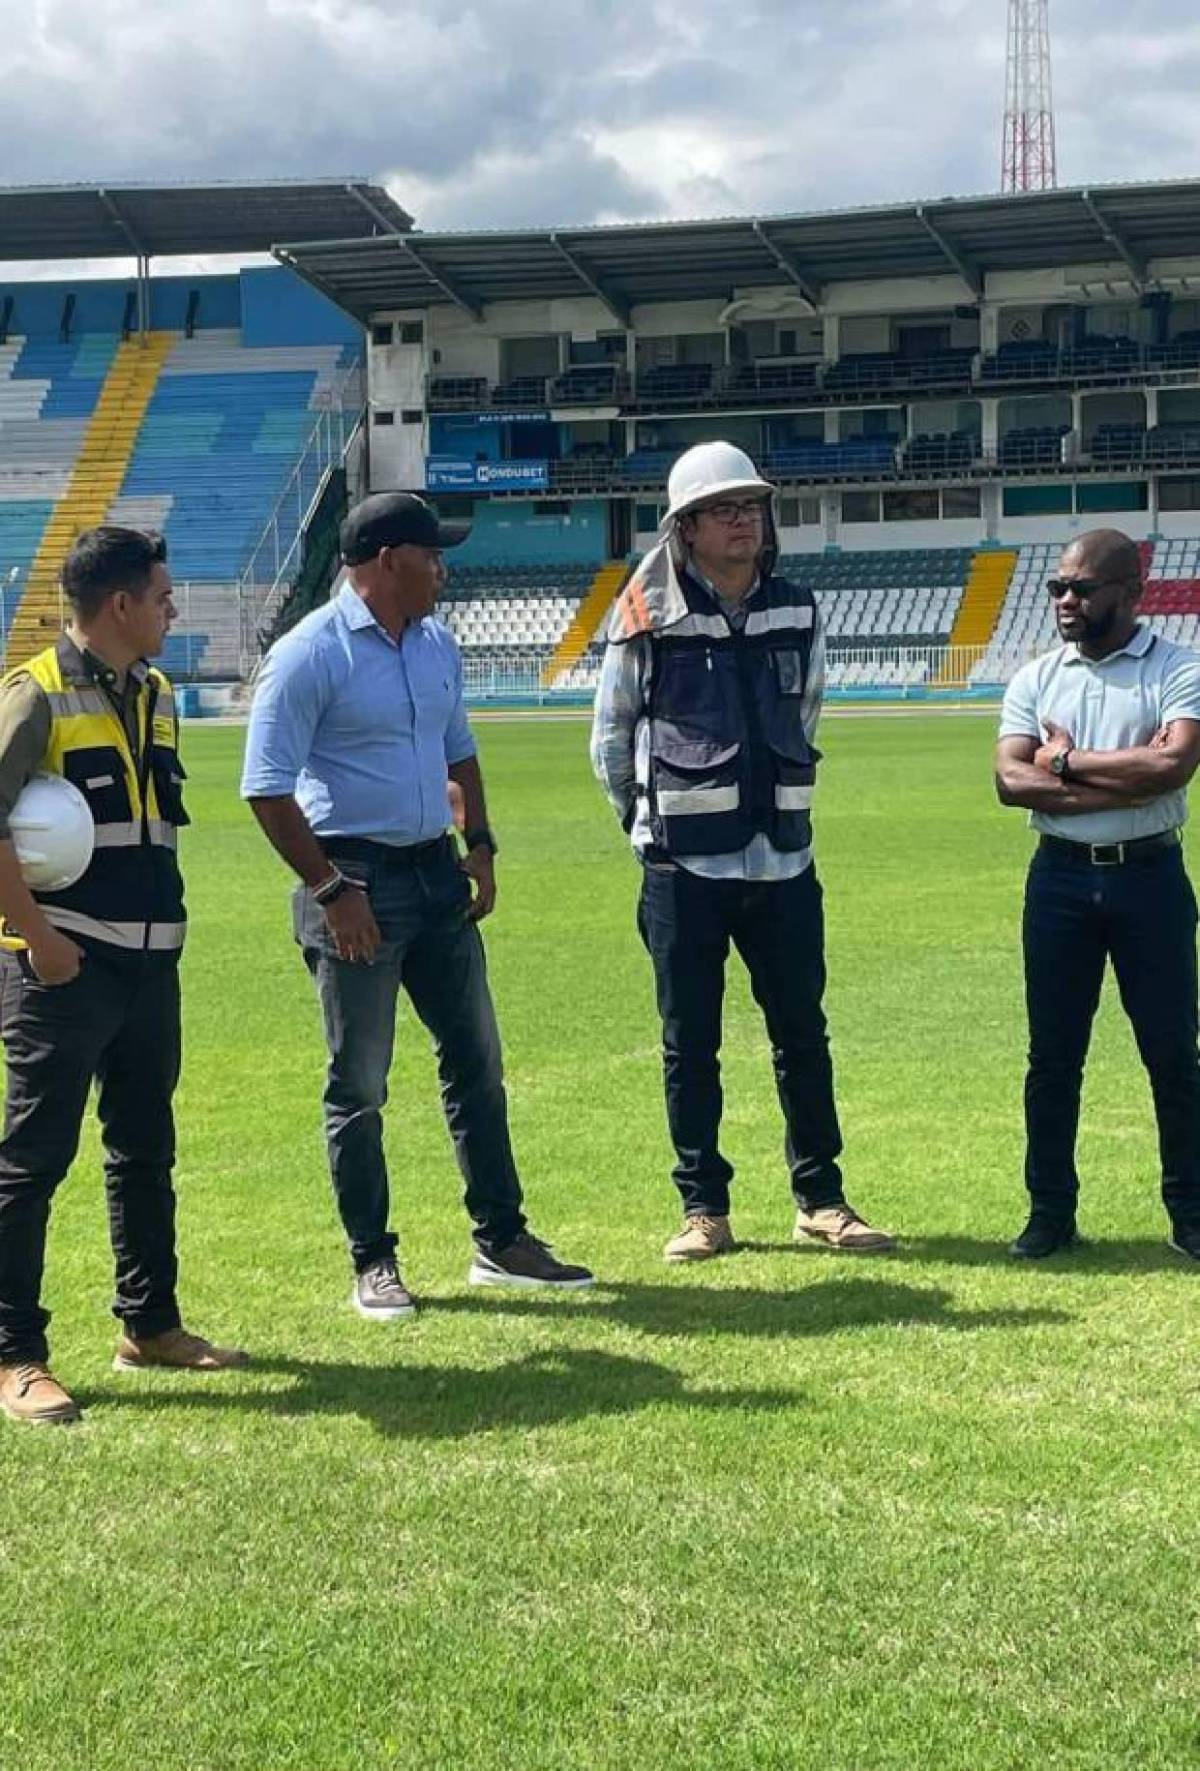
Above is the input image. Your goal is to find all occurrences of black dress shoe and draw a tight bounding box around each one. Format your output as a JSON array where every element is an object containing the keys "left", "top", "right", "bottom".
[
  {"left": 1009, "top": 1215, "right": 1079, "bottom": 1259},
  {"left": 1168, "top": 1222, "right": 1200, "bottom": 1262}
]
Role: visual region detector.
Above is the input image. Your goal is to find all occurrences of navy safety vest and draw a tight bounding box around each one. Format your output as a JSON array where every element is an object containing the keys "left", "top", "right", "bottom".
[
  {"left": 611, "top": 562, "right": 820, "bottom": 858},
  {"left": 1, "top": 638, "right": 188, "bottom": 954}
]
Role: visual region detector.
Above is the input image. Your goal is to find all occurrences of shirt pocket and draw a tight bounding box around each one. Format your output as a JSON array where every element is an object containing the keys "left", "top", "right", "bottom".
[{"left": 61, "top": 746, "right": 133, "bottom": 824}]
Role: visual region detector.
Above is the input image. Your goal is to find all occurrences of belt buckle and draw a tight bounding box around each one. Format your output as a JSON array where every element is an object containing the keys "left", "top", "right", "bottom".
[{"left": 1090, "top": 842, "right": 1124, "bottom": 866}]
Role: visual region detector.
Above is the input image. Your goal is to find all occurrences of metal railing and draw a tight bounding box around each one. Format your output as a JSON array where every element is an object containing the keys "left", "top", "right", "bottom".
[{"left": 236, "top": 354, "right": 366, "bottom": 674}]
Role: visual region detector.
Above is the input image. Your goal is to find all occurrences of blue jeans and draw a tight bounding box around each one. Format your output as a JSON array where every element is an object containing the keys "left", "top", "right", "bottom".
[
  {"left": 636, "top": 859, "right": 845, "bottom": 1217},
  {"left": 295, "top": 837, "right": 526, "bottom": 1267},
  {"left": 1022, "top": 842, "right": 1200, "bottom": 1230}
]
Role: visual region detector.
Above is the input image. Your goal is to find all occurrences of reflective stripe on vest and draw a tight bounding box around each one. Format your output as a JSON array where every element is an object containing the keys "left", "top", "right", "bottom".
[{"left": 42, "top": 908, "right": 187, "bottom": 951}]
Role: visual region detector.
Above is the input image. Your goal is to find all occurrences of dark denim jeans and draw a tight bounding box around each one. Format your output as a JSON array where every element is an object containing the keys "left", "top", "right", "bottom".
[
  {"left": 636, "top": 859, "right": 845, "bottom": 1216},
  {"left": 1022, "top": 842, "right": 1200, "bottom": 1230},
  {"left": 0, "top": 949, "right": 183, "bottom": 1364},
  {"left": 296, "top": 836, "right": 526, "bottom": 1267}
]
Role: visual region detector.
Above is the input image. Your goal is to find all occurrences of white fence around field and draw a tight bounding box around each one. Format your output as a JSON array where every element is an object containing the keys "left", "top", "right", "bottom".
[{"left": 459, "top": 643, "right": 1028, "bottom": 704}]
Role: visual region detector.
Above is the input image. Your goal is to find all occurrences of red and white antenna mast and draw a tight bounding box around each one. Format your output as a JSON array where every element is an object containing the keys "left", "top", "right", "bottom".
[{"left": 1002, "top": 0, "right": 1057, "bottom": 192}]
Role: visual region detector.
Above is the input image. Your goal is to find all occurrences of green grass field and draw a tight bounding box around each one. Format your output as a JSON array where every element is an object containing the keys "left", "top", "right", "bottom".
[{"left": 2, "top": 712, "right": 1197, "bottom": 1771}]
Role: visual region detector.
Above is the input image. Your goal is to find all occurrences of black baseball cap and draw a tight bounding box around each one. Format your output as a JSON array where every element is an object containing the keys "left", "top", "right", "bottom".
[{"left": 339, "top": 491, "right": 471, "bottom": 565}]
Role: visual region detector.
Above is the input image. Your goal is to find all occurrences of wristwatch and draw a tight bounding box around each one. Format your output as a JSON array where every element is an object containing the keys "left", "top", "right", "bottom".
[
  {"left": 1050, "top": 747, "right": 1073, "bottom": 780},
  {"left": 463, "top": 826, "right": 498, "bottom": 858}
]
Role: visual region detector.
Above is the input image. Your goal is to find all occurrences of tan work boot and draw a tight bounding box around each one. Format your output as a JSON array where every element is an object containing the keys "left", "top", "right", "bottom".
[
  {"left": 0, "top": 1360, "right": 82, "bottom": 1425},
  {"left": 664, "top": 1214, "right": 735, "bottom": 1263},
  {"left": 113, "top": 1327, "right": 250, "bottom": 1372},
  {"left": 793, "top": 1203, "right": 896, "bottom": 1254}
]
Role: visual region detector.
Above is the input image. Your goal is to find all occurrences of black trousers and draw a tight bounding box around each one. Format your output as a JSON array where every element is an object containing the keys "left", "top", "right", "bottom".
[
  {"left": 637, "top": 859, "right": 845, "bottom": 1217},
  {"left": 0, "top": 949, "right": 183, "bottom": 1364},
  {"left": 1022, "top": 842, "right": 1200, "bottom": 1231}
]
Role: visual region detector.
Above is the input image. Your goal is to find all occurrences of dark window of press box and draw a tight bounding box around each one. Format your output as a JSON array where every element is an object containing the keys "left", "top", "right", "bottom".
[
  {"left": 399, "top": 321, "right": 424, "bottom": 346},
  {"left": 635, "top": 503, "right": 661, "bottom": 530},
  {"left": 373, "top": 409, "right": 395, "bottom": 426},
  {"left": 778, "top": 496, "right": 821, "bottom": 528},
  {"left": 1003, "top": 484, "right": 1072, "bottom": 517},
  {"left": 401, "top": 409, "right": 423, "bottom": 425},
  {"left": 883, "top": 489, "right": 940, "bottom": 522},
  {"left": 841, "top": 491, "right": 881, "bottom": 522},
  {"left": 1159, "top": 476, "right": 1200, "bottom": 511},
  {"left": 942, "top": 486, "right": 981, "bottom": 518},
  {"left": 1076, "top": 481, "right": 1148, "bottom": 513},
  {"left": 371, "top": 324, "right": 394, "bottom": 347}
]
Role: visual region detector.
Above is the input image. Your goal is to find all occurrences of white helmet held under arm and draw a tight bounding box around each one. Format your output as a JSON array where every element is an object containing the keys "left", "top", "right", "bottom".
[{"left": 9, "top": 774, "right": 96, "bottom": 891}]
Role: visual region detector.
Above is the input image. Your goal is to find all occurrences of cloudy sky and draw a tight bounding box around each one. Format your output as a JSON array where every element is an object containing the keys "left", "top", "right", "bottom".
[{"left": 1, "top": 0, "right": 1198, "bottom": 234}]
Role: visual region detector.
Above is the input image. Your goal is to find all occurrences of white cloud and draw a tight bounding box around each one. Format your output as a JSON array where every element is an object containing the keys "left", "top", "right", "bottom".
[{"left": 0, "top": 0, "right": 1196, "bottom": 247}]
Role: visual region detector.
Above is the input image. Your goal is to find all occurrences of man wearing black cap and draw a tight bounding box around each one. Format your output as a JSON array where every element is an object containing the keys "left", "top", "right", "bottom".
[{"left": 242, "top": 492, "right": 593, "bottom": 1314}]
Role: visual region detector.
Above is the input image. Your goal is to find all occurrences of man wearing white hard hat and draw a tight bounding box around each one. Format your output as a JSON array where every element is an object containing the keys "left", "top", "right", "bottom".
[
  {"left": 0, "top": 527, "right": 247, "bottom": 1428},
  {"left": 592, "top": 442, "right": 895, "bottom": 1261}
]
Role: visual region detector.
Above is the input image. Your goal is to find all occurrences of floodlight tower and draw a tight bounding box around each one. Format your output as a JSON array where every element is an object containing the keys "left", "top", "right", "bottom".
[{"left": 1001, "top": 0, "right": 1057, "bottom": 192}]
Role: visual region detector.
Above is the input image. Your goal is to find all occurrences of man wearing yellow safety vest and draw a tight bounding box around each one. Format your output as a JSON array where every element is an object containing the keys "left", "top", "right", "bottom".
[{"left": 0, "top": 527, "right": 247, "bottom": 1427}]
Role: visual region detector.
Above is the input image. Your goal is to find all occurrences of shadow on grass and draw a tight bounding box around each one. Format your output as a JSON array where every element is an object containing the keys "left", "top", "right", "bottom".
[
  {"left": 888, "top": 1235, "right": 1194, "bottom": 1274},
  {"left": 88, "top": 1347, "right": 799, "bottom": 1439},
  {"left": 86, "top": 1283, "right": 1067, "bottom": 1437},
  {"left": 427, "top": 1277, "right": 1070, "bottom": 1339}
]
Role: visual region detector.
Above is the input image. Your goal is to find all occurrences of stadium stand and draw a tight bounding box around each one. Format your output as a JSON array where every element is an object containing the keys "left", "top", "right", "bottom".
[
  {"left": 974, "top": 538, "right": 1200, "bottom": 681},
  {"left": 0, "top": 277, "right": 362, "bottom": 676}
]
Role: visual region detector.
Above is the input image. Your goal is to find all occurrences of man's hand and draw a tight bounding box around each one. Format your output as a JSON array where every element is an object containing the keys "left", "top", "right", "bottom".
[
  {"left": 27, "top": 928, "right": 84, "bottom": 985},
  {"left": 1034, "top": 718, "right": 1075, "bottom": 773},
  {"left": 461, "top": 846, "right": 496, "bottom": 922},
  {"left": 322, "top": 886, "right": 381, "bottom": 962}
]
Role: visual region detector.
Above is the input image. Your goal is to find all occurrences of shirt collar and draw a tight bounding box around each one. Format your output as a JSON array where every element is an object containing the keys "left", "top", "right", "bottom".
[
  {"left": 336, "top": 580, "right": 418, "bottom": 643},
  {"left": 1062, "top": 622, "right": 1154, "bottom": 666},
  {"left": 686, "top": 556, "right": 760, "bottom": 607},
  {"left": 61, "top": 633, "right": 148, "bottom": 692}
]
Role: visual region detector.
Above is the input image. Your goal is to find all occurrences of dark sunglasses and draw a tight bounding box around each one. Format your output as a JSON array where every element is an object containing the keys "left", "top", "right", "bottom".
[{"left": 1046, "top": 575, "right": 1129, "bottom": 601}]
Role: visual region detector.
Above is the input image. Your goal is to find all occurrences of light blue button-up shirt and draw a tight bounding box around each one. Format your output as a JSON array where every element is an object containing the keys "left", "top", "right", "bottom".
[
  {"left": 999, "top": 624, "right": 1200, "bottom": 843},
  {"left": 240, "top": 583, "right": 476, "bottom": 844}
]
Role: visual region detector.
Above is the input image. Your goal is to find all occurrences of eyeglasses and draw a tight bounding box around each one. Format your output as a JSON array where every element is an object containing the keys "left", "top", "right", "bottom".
[
  {"left": 695, "top": 499, "right": 766, "bottom": 526},
  {"left": 1046, "top": 575, "right": 1129, "bottom": 601}
]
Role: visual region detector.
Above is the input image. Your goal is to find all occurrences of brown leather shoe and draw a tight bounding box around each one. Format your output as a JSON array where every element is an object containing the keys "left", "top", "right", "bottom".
[
  {"left": 113, "top": 1327, "right": 250, "bottom": 1372},
  {"left": 0, "top": 1360, "right": 82, "bottom": 1425},
  {"left": 664, "top": 1214, "right": 735, "bottom": 1262},
  {"left": 793, "top": 1204, "right": 896, "bottom": 1253}
]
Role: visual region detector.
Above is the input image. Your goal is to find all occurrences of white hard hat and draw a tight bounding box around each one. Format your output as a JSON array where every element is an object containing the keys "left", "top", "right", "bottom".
[
  {"left": 659, "top": 441, "right": 775, "bottom": 534},
  {"left": 9, "top": 774, "right": 95, "bottom": 892}
]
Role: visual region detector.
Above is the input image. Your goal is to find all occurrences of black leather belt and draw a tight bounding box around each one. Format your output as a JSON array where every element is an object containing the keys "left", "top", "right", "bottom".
[
  {"left": 1039, "top": 830, "right": 1181, "bottom": 867},
  {"left": 320, "top": 834, "right": 448, "bottom": 866}
]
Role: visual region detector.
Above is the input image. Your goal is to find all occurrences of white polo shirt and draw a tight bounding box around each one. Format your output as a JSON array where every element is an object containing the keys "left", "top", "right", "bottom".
[{"left": 999, "top": 624, "right": 1200, "bottom": 843}]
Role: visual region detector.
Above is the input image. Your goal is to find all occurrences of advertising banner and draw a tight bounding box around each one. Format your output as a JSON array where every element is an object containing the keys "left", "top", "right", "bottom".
[{"left": 426, "top": 458, "right": 550, "bottom": 492}]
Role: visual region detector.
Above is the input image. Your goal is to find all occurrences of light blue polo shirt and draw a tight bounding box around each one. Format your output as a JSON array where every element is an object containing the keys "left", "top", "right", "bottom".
[
  {"left": 240, "top": 583, "right": 476, "bottom": 844},
  {"left": 999, "top": 624, "right": 1200, "bottom": 843}
]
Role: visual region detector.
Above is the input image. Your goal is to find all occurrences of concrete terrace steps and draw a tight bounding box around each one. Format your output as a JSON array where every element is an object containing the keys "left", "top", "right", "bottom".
[{"left": 5, "top": 332, "right": 175, "bottom": 665}]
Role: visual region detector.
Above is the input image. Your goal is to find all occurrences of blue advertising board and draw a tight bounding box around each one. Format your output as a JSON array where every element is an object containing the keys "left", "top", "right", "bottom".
[{"left": 426, "top": 458, "right": 550, "bottom": 492}]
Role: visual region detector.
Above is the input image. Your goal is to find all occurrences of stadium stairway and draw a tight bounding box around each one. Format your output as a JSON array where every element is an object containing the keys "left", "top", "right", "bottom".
[
  {"left": 5, "top": 331, "right": 174, "bottom": 666},
  {"left": 542, "top": 560, "right": 629, "bottom": 685},
  {"left": 937, "top": 548, "right": 1017, "bottom": 684}
]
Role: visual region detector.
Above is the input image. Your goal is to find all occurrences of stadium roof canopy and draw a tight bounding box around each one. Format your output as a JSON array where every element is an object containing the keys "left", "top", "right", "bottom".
[
  {"left": 0, "top": 179, "right": 412, "bottom": 263},
  {"left": 274, "top": 179, "right": 1200, "bottom": 324}
]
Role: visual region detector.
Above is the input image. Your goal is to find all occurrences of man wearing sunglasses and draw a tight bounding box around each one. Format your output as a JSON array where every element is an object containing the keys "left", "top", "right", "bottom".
[
  {"left": 592, "top": 441, "right": 894, "bottom": 1261},
  {"left": 995, "top": 528, "right": 1200, "bottom": 1261}
]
